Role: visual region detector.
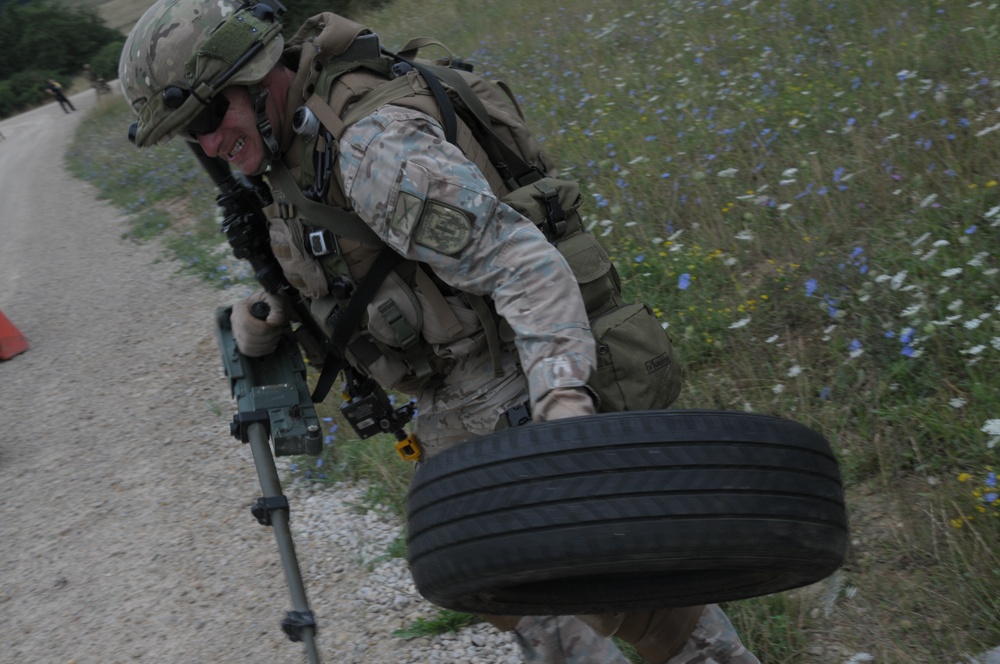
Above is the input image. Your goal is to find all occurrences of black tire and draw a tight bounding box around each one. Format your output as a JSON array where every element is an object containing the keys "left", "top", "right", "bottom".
[{"left": 407, "top": 409, "right": 848, "bottom": 615}]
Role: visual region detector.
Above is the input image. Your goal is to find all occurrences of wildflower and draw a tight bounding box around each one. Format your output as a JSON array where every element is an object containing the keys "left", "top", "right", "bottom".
[
  {"left": 941, "top": 268, "right": 963, "bottom": 277},
  {"left": 678, "top": 273, "right": 692, "bottom": 290},
  {"left": 772, "top": 384, "right": 785, "bottom": 394},
  {"left": 734, "top": 230, "right": 754, "bottom": 241},
  {"left": 805, "top": 278, "right": 818, "bottom": 296},
  {"left": 982, "top": 419, "right": 1000, "bottom": 436},
  {"left": 730, "top": 317, "right": 752, "bottom": 329},
  {"left": 717, "top": 168, "right": 739, "bottom": 178},
  {"left": 950, "top": 398, "right": 967, "bottom": 409},
  {"left": 787, "top": 365, "right": 803, "bottom": 377}
]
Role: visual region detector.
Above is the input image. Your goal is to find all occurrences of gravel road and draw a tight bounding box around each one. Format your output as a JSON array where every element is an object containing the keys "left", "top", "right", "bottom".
[{"left": 0, "top": 89, "right": 518, "bottom": 664}]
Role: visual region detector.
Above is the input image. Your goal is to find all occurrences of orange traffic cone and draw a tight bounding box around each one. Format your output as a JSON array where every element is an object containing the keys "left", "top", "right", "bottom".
[{"left": 0, "top": 309, "right": 29, "bottom": 360}]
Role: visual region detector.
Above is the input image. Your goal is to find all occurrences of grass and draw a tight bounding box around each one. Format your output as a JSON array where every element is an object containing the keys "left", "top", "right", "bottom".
[{"left": 64, "top": 0, "right": 999, "bottom": 661}]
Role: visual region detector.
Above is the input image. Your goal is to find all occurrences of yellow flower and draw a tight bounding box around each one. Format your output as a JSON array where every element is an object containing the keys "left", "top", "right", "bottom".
[{"left": 958, "top": 473, "right": 972, "bottom": 482}]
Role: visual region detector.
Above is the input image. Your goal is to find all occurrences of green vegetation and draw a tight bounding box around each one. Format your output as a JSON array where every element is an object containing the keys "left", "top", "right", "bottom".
[
  {"left": 0, "top": 1, "right": 122, "bottom": 115},
  {"left": 63, "top": 0, "right": 999, "bottom": 661},
  {"left": 392, "top": 609, "right": 481, "bottom": 640}
]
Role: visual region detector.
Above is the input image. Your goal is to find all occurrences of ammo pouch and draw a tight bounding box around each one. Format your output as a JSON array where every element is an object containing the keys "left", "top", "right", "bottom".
[{"left": 501, "top": 176, "right": 682, "bottom": 412}]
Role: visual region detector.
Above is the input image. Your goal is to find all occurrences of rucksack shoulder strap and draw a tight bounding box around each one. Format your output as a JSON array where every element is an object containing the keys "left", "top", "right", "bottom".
[{"left": 268, "top": 160, "right": 382, "bottom": 246}]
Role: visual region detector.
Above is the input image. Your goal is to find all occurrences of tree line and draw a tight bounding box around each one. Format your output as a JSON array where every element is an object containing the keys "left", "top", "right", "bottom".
[
  {"left": 0, "top": 1, "right": 122, "bottom": 116},
  {"left": 0, "top": 0, "right": 392, "bottom": 117}
]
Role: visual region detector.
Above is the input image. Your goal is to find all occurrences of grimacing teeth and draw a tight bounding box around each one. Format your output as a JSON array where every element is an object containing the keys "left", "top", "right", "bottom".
[{"left": 228, "top": 137, "right": 246, "bottom": 160}]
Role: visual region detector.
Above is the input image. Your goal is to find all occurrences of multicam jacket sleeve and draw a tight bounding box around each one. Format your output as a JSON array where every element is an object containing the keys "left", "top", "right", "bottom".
[{"left": 337, "top": 105, "right": 595, "bottom": 405}]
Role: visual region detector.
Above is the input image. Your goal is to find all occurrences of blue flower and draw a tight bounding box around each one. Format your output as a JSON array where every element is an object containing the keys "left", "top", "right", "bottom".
[
  {"left": 805, "top": 278, "right": 818, "bottom": 296},
  {"left": 849, "top": 339, "right": 862, "bottom": 351},
  {"left": 635, "top": 254, "right": 645, "bottom": 263},
  {"left": 678, "top": 273, "right": 692, "bottom": 290},
  {"left": 986, "top": 472, "right": 996, "bottom": 488}
]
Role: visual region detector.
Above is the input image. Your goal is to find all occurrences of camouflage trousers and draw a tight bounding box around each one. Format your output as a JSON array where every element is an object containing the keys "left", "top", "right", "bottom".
[{"left": 497, "top": 606, "right": 759, "bottom": 664}]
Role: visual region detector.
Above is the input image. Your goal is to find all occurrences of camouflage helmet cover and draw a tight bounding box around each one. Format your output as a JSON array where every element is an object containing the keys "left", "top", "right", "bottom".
[{"left": 120, "top": 0, "right": 284, "bottom": 147}]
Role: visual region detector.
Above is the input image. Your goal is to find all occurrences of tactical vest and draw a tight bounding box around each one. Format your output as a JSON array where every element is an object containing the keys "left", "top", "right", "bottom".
[{"left": 266, "top": 13, "right": 682, "bottom": 412}]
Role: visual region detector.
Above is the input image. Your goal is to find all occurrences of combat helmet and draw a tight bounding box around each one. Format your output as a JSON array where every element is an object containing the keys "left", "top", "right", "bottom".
[{"left": 119, "top": 0, "right": 284, "bottom": 148}]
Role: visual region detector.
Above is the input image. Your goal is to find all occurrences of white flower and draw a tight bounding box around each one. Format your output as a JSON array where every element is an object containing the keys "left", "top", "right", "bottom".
[
  {"left": 729, "top": 317, "right": 752, "bottom": 329},
  {"left": 991, "top": 337, "right": 1000, "bottom": 351},
  {"left": 787, "top": 365, "right": 803, "bottom": 377},
  {"left": 981, "top": 419, "right": 1000, "bottom": 436},
  {"left": 777, "top": 203, "right": 792, "bottom": 211},
  {"left": 782, "top": 168, "right": 799, "bottom": 177},
  {"left": 968, "top": 252, "right": 988, "bottom": 267},
  {"left": 964, "top": 318, "right": 982, "bottom": 330},
  {"left": 734, "top": 230, "right": 754, "bottom": 241},
  {"left": 941, "top": 267, "right": 963, "bottom": 278},
  {"left": 950, "top": 398, "right": 967, "bottom": 408},
  {"left": 890, "top": 271, "right": 908, "bottom": 289},
  {"left": 717, "top": 168, "right": 739, "bottom": 178},
  {"left": 961, "top": 345, "right": 986, "bottom": 355},
  {"left": 919, "top": 194, "right": 938, "bottom": 208},
  {"left": 766, "top": 335, "right": 780, "bottom": 343},
  {"left": 772, "top": 384, "right": 785, "bottom": 394},
  {"left": 900, "top": 304, "right": 923, "bottom": 317}
]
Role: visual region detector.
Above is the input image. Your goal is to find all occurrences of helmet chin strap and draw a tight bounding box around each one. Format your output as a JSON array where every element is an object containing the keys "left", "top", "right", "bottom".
[{"left": 248, "top": 84, "right": 279, "bottom": 175}]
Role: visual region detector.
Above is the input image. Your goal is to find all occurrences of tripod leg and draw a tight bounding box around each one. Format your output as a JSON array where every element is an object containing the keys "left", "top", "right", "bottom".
[{"left": 246, "top": 422, "right": 321, "bottom": 664}]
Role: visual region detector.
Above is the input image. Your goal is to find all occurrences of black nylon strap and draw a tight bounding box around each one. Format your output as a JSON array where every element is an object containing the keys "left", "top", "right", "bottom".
[
  {"left": 403, "top": 58, "right": 458, "bottom": 144},
  {"left": 310, "top": 246, "right": 403, "bottom": 402}
]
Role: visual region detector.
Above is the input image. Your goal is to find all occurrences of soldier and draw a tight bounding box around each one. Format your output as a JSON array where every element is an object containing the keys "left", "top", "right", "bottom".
[{"left": 119, "top": 2, "right": 759, "bottom": 663}]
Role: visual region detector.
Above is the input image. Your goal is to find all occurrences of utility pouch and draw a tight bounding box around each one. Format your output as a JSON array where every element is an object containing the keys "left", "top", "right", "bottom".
[
  {"left": 502, "top": 176, "right": 583, "bottom": 240},
  {"left": 589, "top": 302, "right": 682, "bottom": 413}
]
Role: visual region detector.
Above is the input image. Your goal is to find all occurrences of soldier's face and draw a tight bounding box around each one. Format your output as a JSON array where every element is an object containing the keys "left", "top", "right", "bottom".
[{"left": 194, "top": 86, "right": 268, "bottom": 175}]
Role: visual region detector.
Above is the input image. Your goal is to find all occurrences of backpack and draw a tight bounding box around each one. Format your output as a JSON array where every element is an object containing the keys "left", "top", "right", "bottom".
[{"left": 275, "top": 14, "right": 682, "bottom": 413}]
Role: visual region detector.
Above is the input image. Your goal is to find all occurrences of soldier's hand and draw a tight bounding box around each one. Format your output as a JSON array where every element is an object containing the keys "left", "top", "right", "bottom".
[
  {"left": 230, "top": 291, "right": 289, "bottom": 357},
  {"left": 532, "top": 387, "right": 596, "bottom": 422}
]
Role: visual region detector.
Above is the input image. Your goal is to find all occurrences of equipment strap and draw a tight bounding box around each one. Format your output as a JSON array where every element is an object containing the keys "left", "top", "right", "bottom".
[
  {"left": 311, "top": 246, "right": 403, "bottom": 402},
  {"left": 268, "top": 161, "right": 382, "bottom": 246}
]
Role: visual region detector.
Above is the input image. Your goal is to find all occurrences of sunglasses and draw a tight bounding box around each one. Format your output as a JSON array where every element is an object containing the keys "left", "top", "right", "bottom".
[{"left": 185, "top": 94, "right": 231, "bottom": 139}]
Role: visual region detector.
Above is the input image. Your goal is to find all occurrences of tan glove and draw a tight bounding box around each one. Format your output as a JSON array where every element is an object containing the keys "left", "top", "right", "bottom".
[
  {"left": 230, "top": 291, "right": 289, "bottom": 357},
  {"left": 532, "top": 386, "right": 596, "bottom": 423}
]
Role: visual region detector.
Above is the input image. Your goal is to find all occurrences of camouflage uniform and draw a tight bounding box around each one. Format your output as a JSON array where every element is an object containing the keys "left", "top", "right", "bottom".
[
  {"left": 118, "top": 3, "right": 761, "bottom": 662},
  {"left": 336, "top": 105, "right": 594, "bottom": 452}
]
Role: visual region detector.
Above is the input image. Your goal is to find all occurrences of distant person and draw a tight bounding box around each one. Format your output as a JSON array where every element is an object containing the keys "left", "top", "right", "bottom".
[{"left": 46, "top": 79, "right": 76, "bottom": 113}]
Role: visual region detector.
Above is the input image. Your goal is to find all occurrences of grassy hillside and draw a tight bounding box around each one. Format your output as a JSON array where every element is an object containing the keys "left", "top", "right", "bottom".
[{"left": 67, "top": 1, "right": 999, "bottom": 662}]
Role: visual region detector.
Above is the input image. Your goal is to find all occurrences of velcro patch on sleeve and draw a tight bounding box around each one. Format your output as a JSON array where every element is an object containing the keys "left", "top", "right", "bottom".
[
  {"left": 390, "top": 191, "right": 424, "bottom": 237},
  {"left": 414, "top": 201, "right": 473, "bottom": 255}
]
